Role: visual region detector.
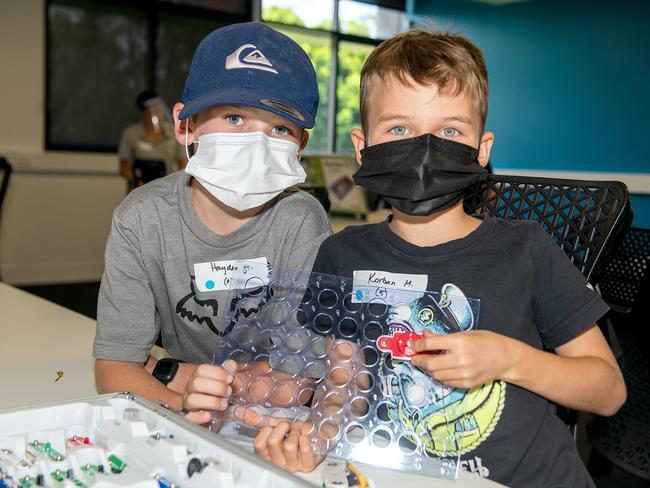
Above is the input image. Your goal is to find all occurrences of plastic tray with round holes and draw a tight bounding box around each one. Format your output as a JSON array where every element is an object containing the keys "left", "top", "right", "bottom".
[{"left": 213, "top": 265, "right": 481, "bottom": 480}]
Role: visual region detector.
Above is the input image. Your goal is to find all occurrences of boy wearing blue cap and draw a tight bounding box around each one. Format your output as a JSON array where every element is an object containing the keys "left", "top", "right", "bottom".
[
  {"left": 93, "top": 22, "right": 331, "bottom": 420},
  {"left": 240, "top": 29, "right": 626, "bottom": 486}
]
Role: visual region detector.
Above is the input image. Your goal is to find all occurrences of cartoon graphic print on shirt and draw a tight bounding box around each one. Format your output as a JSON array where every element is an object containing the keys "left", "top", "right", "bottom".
[
  {"left": 380, "top": 283, "right": 506, "bottom": 459},
  {"left": 176, "top": 260, "right": 273, "bottom": 336},
  {"left": 176, "top": 278, "right": 222, "bottom": 335}
]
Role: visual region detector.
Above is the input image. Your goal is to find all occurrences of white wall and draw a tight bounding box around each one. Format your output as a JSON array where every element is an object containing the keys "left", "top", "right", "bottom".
[{"left": 0, "top": 0, "right": 125, "bottom": 285}]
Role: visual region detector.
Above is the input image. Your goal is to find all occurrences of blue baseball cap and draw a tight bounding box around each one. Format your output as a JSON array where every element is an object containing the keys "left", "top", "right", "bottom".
[{"left": 179, "top": 22, "right": 319, "bottom": 128}]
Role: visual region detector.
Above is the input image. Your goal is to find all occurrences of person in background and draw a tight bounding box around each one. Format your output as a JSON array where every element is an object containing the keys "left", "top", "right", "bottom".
[{"left": 118, "top": 89, "right": 185, "bottom": 190}]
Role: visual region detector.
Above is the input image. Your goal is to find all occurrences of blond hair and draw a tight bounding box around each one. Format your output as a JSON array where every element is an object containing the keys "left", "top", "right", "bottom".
[{"left": 359, "top": 29, "right": 488, "bottom": 134}]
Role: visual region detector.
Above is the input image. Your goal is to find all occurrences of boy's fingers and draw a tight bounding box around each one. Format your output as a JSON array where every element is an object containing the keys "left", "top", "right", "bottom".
[
  {"left": 191, "top": 376, "right": 232, "bottom": 398},
  {"left": 411, "top": 331, "right": 455, "bottom": 353},
  {"left": 195, "top": 363, "right": 234, "bottom": 384},
  {"left": 411, "top": 353, "right": 457, "bottom": 373},
  {"left": 299, "top": 434, "right": 317, "bottom": 469},
  {"left": 184, "top": 393, "right": 228, "bottom": 412},
  {"left": 284, "top": 429, "right": 301, "bottom": 468},
  {"left": 222, "top": 359, "right": 239, "bottom": 378},
  {"left": 234, "top": 406, "right": 268, "bottom": 427},
  {"left": 232, "top": 406, "right": 289, "bottom": 429},
  {"left": 267, "top": 422, "right": 292, "bottom": 466},
  {"left": 253, "top": 426, "right": 273, "bottom": 460},
  {"left": 298, "top": 419, "right": 315, "bottom": 436},
  {"left": 184, "top": 410, "right": 212, "bottom": 425}
]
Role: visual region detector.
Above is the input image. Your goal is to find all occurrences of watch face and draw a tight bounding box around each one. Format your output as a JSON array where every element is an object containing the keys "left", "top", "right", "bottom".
[{"left": 154, "top": 358, "right": 178, "bottom": 384}]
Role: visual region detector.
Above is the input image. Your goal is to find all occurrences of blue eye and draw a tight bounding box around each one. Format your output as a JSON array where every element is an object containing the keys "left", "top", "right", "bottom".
[
  {"left": 272, "top": 125, "right": 292, "bottom": 136},
  {"left": 225, "top": 114, "right": 244, "bottom": 126},
  {"left": 390, "top": 126, "right": 409, "bottom": 136},
  {"left": 441, "top": 127, "right": 459, "bottom": 138}
]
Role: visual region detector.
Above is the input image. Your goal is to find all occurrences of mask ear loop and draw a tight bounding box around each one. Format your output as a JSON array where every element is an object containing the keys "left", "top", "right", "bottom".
[{"left": 184, "top": 118, "right": 191, "bottom": 161}]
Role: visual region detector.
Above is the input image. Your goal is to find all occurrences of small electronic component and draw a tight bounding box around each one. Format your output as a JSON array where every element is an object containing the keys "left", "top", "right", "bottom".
[
  {"left": 154, "top": 474, "right": 178, "bottom": 488},
  {"left": 1, "top": 394, "right": 313, "bottom": 488},
  {"left": 26, "top": 441, "right": 64, "bottom": 462},
  {"left": 107, "top": 454, "right": 127, "bottom": 473},
  {"left": 320, "top": 460, "right": 370, "bottom": 488},
  {"left": 321, "top": 461, "right": 348, "bottom": 487},
  {"left": 376, "top": 331, "right": 422, "bottom": 360},
  {"left": 149, "top": 432, "right": 173, "bottom": 441},
  {"left": 80, "top": 463, "right": 103, "bottom": 476},
  {"left": 66, "top": 436, "right": 92, "bottom": 447},
  {"left": 19, "top": 475, "right": 36, "bottom": 488},
  {"left": 50, "top": 469, "right": 65, "bottom": 482},
  {"left": 186, "top": 457, "right": 206, "bottom": 477},
  {"left": 346, "top": 462, "right": 368, "bottom": 488}
]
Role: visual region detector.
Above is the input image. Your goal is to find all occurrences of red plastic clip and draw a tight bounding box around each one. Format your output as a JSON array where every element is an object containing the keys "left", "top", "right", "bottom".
[{"left": 376, "top": 331, "right": 423, "bottom": 360}]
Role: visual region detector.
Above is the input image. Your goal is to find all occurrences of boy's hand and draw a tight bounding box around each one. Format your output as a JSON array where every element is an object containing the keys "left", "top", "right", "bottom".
[
  {"left": 411, "top": 329, "right": 512, "bottom": 389},
  {"left": 231, "top": 361, "right": 316, "bottom": 407},
  {"left": 182, "top": 360, "right": 236, "bottom": 424},
  {"left": 233, "top": 406, "right": 323, "bottom": 473}
]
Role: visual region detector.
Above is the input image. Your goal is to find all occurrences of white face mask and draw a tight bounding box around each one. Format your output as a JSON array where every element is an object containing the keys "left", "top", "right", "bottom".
[{"left": 185, "top": 131, "right": 306, "bottom": 212}]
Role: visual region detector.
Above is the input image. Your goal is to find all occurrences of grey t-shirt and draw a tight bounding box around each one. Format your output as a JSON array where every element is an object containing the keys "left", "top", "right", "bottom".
[{"left": 93, "top": 172, "right": 331, "bottom": 364}]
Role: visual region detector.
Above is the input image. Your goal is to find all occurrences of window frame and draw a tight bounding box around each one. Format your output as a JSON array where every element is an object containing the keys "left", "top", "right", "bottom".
[
  {"left": 44, "top": 0, "right": 406, "bottom": 153},
  {"left": 260, "top": 0, "right": 408, "bottom": 153},
  {"left": 45, "top": 0, "right": 251, "bottom": 152}
]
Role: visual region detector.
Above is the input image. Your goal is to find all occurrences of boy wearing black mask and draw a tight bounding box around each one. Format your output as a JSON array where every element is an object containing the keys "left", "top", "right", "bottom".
[{"left": 242, "top": 29, "right": 625, "bottom": 487}]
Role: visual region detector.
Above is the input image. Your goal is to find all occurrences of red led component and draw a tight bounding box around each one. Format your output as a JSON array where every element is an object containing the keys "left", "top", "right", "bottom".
[
  {"left": 376, "top": 331, "right": 423, "bottom": 360},
  {"left": 67, "top": 436, "right": 92, "bottom": 446}
]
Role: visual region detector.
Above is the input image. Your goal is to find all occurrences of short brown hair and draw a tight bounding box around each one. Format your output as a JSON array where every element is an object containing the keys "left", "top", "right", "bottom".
[{"left": 359, "top": 29, "right": 488, "bottom": 135}]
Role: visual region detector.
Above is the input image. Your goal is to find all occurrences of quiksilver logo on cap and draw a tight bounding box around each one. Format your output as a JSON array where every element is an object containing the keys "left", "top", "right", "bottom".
[{"left": 225, "top": 44, "right": 278, "bottom": 74}]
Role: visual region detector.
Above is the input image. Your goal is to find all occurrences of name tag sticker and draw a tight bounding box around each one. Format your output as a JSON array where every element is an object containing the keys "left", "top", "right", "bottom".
[
  {"left": 194, "top": 257, "right": 269, "bottom": 293},
  {"left": 352, "top": 270, "right": 428, "bottom": 305}
]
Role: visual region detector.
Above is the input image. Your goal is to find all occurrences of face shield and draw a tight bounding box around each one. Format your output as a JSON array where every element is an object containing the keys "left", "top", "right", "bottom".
[{"left": 140, "top": 96, "right": 172, "bottom": 135}]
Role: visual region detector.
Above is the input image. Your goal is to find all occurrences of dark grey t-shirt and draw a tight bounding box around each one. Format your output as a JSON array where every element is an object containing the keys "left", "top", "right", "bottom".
[
  {"left": 311, "top": 215, "right": 606, "bottom": 488},
  {"left": 94, "top": 172, "right": 331, "bottom": 364}
]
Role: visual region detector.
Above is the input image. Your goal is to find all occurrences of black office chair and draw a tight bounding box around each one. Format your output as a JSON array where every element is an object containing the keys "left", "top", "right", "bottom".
[
  {"left": 0, "top": 157, "right": 12, "bottom": 281},
  {"left": 587, "top": 227, "right": 650, "bottom": 481},
  {"left": 463, "top": 174, "right": 631, "bottom": 435},
  {"left": 463, "top": 174, "right": 630, "bottom": 285}
]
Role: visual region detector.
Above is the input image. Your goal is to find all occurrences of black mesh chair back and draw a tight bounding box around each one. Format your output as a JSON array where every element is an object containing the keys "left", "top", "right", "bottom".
[
  {"left": 463, "top": 174, "right": 630, "bottom": 284},
  {"left": 463, "top": 174, "right": 631, "bottom": 438},
  {"left": 597, "top": 227, "right": 650, "bottom": 313},
  {"left": 588, "top": 227, "right": 650, "bottom": 480}
]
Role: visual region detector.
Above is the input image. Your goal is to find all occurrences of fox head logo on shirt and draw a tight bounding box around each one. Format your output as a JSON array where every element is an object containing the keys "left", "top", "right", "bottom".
[{"left": 225, "top": 44, "right": 278, "bottom": 74}]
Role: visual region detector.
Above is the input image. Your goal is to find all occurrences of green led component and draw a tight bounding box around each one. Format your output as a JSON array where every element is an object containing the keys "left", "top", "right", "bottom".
[
  {"left": 27, "top": 441, "right": 64, "bottom": 462},
  {"left": 107, "top": 454, "right": 127, "bottom": 473},
  {"left": 80, "top": 463, "right": 100, "bottom": 476},
  {"left": 43, "top": 443, "right": 65, "bottom": 462},
  {"left": 26, "top": 441, "right": 44, "bottom": 456},
  {"left": 51, "top": 469, "right": 65, "bottom": 482},
  {"left": 19, "top": 476, "right": 35, "bottom": 488}
]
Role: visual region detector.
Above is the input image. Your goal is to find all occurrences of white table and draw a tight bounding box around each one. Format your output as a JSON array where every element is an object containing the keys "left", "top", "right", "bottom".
[
  {"left": 0, "top": 282, "right": 98, "bottom": 410},
  {"left": 301, "top": 463, "right": 506, "bottom": 488},
  {"left": 0, "top": 283, "right": 505, "bottom": 487}
]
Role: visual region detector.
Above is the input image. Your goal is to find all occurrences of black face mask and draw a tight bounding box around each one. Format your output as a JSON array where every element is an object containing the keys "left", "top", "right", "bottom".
[{"left": 352, "top": 133, "right": 488, "bottom": 216}]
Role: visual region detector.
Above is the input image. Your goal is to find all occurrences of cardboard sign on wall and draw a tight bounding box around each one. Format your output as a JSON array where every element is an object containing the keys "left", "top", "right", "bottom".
[{"left": 302, "top": 154, "right": 367, "bottom": 216}]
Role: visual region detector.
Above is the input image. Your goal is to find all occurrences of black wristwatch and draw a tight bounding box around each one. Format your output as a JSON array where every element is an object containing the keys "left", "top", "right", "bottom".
[{"left": 152, "top": 358, "right": 183, "bottom": 385}]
